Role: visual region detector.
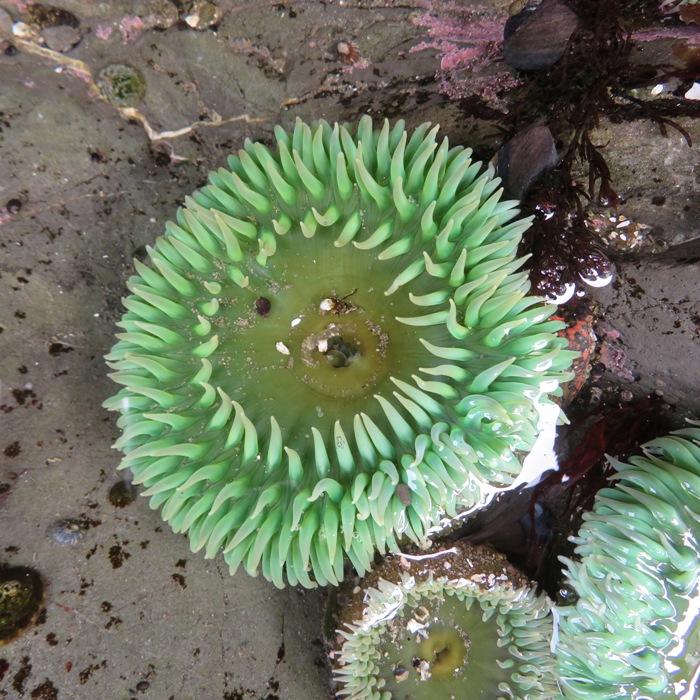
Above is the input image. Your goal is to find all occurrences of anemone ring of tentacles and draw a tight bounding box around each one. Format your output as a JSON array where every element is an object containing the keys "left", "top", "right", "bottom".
[
  {"left": 104, "top": 116, "right": 574, "bottom": 588},
  {"left": 332, "top": 543, "right": 558, "bottom": 699},
  {"left": 556, "top": 424, "right": 700, "bottom": 698}
]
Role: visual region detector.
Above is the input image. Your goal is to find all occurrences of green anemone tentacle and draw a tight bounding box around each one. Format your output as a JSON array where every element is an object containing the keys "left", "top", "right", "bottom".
[
  {"left": 333, "top": 544, "right": 558, "bottom": 699},
  {"left": 659, "top": 0, "right": 699, "bottom": 11},
  {"left": 104, "top": 117, "right": 574, "bottom": 588},
  {"left": 556, "top": 424, "right": 700, "bottom": 699}
]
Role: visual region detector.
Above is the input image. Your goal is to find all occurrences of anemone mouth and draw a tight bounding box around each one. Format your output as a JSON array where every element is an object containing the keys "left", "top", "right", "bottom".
[
  {"left": 104, "top": 116, "right": 575, "bottom": 588},
  {"left": 332, "top": 543, "right": 558, "bottom": 699},
  {"left": 556, "top": 424, "right": 700, "bottom": 699}
]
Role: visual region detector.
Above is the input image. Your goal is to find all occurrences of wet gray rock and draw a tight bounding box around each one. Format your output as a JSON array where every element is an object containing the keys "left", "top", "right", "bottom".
[{"left": 591, "top": 242, "right": 700, "bottom": 422}]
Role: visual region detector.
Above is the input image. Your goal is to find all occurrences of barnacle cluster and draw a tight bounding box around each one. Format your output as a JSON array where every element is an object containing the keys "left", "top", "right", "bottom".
[
  {"left": 333, "top": 543, "right": 558, "bottom": 699},
  {"left": 104, "top": 117, "right": 574, "bottom": 588},
  {"left": 556, "top": 425, "right": 700, "bottom": 698}
]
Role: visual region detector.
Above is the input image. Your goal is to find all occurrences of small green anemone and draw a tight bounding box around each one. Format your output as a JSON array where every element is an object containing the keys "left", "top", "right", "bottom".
[
  {"left": 556, "top": 424, "right": 700, "bottom": 698},
  {"left": 97, "top": 64, "right": 146, "bottom": 107},
  {"left": 104, "top": 116, "right": 574, "bottom": 588},
  {"left": 332, "top": 543, "right": 558, "bottom": 699}
]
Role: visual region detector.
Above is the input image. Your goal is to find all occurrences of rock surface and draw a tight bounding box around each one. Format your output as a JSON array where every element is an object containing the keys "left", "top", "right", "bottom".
[
  {"left": 590, "top": 240, "right": 700, "bottom": 420},
  {"left": 0, "top": 1, "right": 698, "bottom": 698}
]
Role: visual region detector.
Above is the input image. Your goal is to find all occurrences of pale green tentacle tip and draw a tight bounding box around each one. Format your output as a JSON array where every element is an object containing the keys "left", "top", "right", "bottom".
[
  {"left": 555, "top": 422, "right": 700, "bottom": 699},
  {"left": 659, "top": 0, "right": 699, "bottom": 11}
]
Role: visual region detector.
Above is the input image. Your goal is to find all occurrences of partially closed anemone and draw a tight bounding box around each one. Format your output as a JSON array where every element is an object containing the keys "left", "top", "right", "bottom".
[
  {"left": 332, "top": 543, "right": 558, "bottom": 699},
  {"left": 104, "top": 116, "right": 575, "bottom": 588},
  {"left": 556, "top": 424, "right": 700, "bottom": 698}
]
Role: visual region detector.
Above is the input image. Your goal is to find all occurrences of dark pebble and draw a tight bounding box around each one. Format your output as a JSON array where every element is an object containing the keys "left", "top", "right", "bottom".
[
  {"left": 497, "top": 125, "right": 558, "bottom": 200},
  {"left": 503, "top": 0, "right": 580, "bottom": 70},
  {"left": 255, "top": 297, "right": 271, "bottom": 317},
  {"left": 42, "top": 25, "right": 82, "bottom": 53}
]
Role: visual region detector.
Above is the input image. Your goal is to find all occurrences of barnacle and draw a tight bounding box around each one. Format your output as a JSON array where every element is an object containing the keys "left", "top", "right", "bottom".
[
  {"left": 333, "top": 543, "right": 558, "bottom": 699},
  {"left": 104, "top": 116, "right": 575, "bottom": 588},
  {"left": 556, "top": 424, "right": 700, "bottom": 698}
]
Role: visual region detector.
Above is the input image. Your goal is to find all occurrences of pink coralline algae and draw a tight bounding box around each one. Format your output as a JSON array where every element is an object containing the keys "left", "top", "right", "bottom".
[
  {"left": 95, "top": 25, "right": 114, "bottom": 41},
  {"left": 119, "top": 15, "right": 146, "bottom": 42},
  {"left": 411, "top": 1, "right": 503, "bottom": 71},
  {"left": 598, "top": 329, "right": 636, "bottom": 383},
  {"left": 410, "top": 1, "right": 521, "bottom": 108}
]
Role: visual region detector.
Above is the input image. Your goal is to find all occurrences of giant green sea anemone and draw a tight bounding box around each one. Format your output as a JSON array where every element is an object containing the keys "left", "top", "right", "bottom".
[
  {"left": 556, "top": 424, "right": 700, "bottom": 698},
  {"left": 332, "top": 543, "right": 558, "bottom": 699},
  {"left": 104, "top": 116, "right": 574, "bottom": 588}
]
